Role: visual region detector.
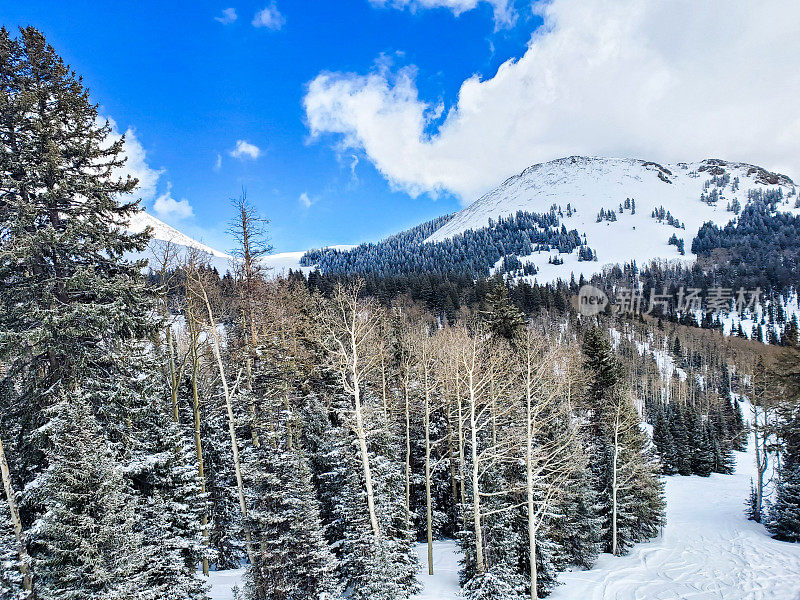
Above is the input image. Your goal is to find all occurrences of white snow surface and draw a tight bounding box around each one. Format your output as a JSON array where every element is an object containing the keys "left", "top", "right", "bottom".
[
  {"left": 208, "top": 437, "right": 800, "bottom": 600},
  {"left": 549, "top": 443, "right": 800, "bottom": 600},
  {"left": 207, "top": 568, "right": 245, "bottom": 600},
  {"left": 426, "top": 156, "right": 797, "bottom": 284},
  {"left": 411, "top": 540, "right": 462, "bottom": 600}
]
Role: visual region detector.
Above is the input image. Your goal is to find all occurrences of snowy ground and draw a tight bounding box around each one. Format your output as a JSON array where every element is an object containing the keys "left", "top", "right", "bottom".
[
  {"left": 411, "top": 540, "right": 462, "bottom": 600},
  {"left": 208, "top": 568, "right": 245, "bottom": 600},
  {"left": 550, "top": 444, "right": 800, "bottom": 600},
  {"left": 209, "top": 442, "right": 800, "bottom": 600}
]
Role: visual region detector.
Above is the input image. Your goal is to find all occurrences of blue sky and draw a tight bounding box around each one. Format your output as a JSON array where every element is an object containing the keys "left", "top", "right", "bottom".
[{"left": 1, "top": 1, "right": 541, "bottom": 252}]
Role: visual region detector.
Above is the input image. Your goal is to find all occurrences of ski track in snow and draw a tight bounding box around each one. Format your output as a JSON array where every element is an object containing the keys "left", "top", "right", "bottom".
[
  {"left": 209, "top": 442, "right": 800, "bottom": 600},
  {"left": 550, "top": 444, "right": 800, "bottom": 600}
]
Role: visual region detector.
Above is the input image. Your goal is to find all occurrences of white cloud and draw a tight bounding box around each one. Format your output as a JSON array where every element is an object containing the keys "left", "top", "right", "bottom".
[
  {"left": 252, "top": 3, "right": 285, "bottom": 29},
  {"left": 298, "top": 192, "right": 315, "bottom": 208},
  {"left": 214, "top": 153, "right": 222, "bottom": 171},
  {"left": 305, "top": 0, "right": 800, "bottom": 202},
  {"left": 104, "top": 117, "right": 163, "bottom": 204},
  {"left": 153, "top": 182, "right": 194, "bottom": 220},
  {"left": 215, "top": 7, "right": 238, "bottom": 24},
  {"left": 229, "top": 139, "right": 262, "bottom": 160},
  {"left": 370, "top": 0, "right": 514, "bottom": 26}
]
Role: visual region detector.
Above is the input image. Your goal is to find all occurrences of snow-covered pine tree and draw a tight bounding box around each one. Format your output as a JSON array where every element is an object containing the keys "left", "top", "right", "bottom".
[
  {"left": 0, "top": 25, "right": 154, "bottom": 446},
  {"left": 331, "top": 405, "right": 420, "bottom": 600},
  {"left": 1, "top": 27, "right": 209, "bottom": 596},
  {"left": 244, "top": 426, "right": 341, "bottom": 600},
  {"left": 28, "top": 389, "right": 146, "bottom": 600},
  {"left": 0, "top": 501, "right": 25, "bottom": 600},
  {"left": 581, "top": 328, "right": 664, "bottom": 556},
  {"left": 668, "top": 404, "right": 692, "bottom": 476},
  {"left": 767, "top": 396, "right": 800, "bottom": 542},
  {"left": 128, "top": 399, "right": 211, "bottom": 600},
  {"left": 767, "top": 461, "right": 800, "bottom": 542}
]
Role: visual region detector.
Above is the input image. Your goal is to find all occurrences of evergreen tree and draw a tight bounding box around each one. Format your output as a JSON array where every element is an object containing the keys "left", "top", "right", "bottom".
[
  {"left": 245, "top": 434, "right": 341, "bottom": 600},
  {"left": 481, "top": 283, "right": 526, "bottom": 340},
  {"left": 668, "top": 405, "right": 692, "bottom": 476},
  {"left": 0, "top": 504, "right": 25, "bottom": 600},
  {"left": 767, "top": 399, "right": 800, "bottom": 542},
  {"left": 28, "top": 390, "right": 146, "bottom": 600},
  {"left": 581, "top": 328, "right": 665, "bottom": 555},
  {"left": 767, "top": 462, "right": 800, "bottom": 542},
  {"left": 653, "top": 407, "right": 679, "bottom": 475},
  {"left": 130, "top": 406, "right": 210, "bottom": 600}
]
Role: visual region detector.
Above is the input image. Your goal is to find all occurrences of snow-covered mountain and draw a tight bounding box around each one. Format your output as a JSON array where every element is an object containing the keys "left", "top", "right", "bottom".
[
  {"left": 127, "top": 210, "right": 234, "bottom": 273},
  {"left": 127, "top": 210, "right": 352, "bottom": 276},
  {"left": 130, "top": 156, "right": 798, "bottom": 284},
  {"left": 424, "top": 156, "right": 797, "bottom": 283}
]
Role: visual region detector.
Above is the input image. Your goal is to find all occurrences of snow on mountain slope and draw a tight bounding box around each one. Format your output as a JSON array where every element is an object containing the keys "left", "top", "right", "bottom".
[
  {"left": 127, "top": 211, "right": 349, "bottom": 276},
  {"left": 126, "top": 210, "right": 234, "bottom": 273},
  {"left": 426, "top": 157, "right": 797, "bottom": 284},
  {"left": 261, "top": 245, "right": 356, "bottom": 276},
  {"left": 128, "top": 211, "right": 230, "bottom": 259}
]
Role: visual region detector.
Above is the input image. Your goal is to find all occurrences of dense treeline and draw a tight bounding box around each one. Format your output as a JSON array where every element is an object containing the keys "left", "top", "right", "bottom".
[{"left": 301, "top": 209, "right": 591, "bottom": 278}]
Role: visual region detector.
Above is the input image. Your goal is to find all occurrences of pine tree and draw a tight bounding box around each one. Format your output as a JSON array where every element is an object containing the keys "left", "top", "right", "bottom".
[
  {"left": 0, "top": 26, "right": 154, "bottom": 428},
  {"left": 767, "top": 399, "right": 800, "bottom": 542},
  {"left": 130, "top": 407, "right": 210, "bottom": 600},
  {"left": 581, "top": 328, "right": 664, "bottom": 555},
  {"left": 0, "top": 28, "right": 181, "bottom": 596},
  {"left": 0, "top": 503, "right": 25, "bottom": 600},
  {"left": 692, "top": 421, "right": 715, "bottom": 478},
  {"left": 767, "top": 462, "right": 800, "bottom": 542},
  {"left": 481, "top": 283, "right": 526, "bottom": 341},
  {"left": 653, "top": 406, "right": 679, "bottom": 475},
  {"left": 245, "top": 435, "right": 341, "bottom": 600},
  {"left": 668, "top": 405, "right": 692, "bottom": 476},
  {"left": 28, "top": 390, "right": 146, "bottom": 600}
]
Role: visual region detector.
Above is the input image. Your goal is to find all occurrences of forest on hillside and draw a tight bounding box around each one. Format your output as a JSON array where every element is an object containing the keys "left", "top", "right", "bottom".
[{"left": 2, "top": 26, "right": 800, "bottom": 600}]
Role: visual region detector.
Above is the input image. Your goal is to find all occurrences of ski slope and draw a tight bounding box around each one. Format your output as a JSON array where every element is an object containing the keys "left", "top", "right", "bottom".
[{"left": 550, "top": 444, "right": 800, "bottom": 600}]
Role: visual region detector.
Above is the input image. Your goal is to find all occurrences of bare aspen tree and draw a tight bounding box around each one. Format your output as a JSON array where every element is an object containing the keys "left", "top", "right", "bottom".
[
  {"left": 458, "top": 322, "right": 517, "bottom": 575},
  {"left": 518, "top": 330, "right": 579, "bottom": 600},
  {"left": 187, "top": 257, "right": 256, "bottom": 567},
  {"left": 417, "top": 325, "right": 448, "bottom": 576},
  {"left": 183, "top": 251, "right": 211, "bottom": 575},
  {"left": 750, "top": 356, "right": 775, "bottom": 522},
  {"left": 228, "top": 190, "right": 272, "bottom": 349},
  {"left": 150, "top": 239, "right": 183, "bottom": 422},
  {"left": 0, "top": 433, "right": 31, "bottom": 592},
  {"left": 395, "top": 310, "right": 418, "bottom": 530},
  {"left": 229, "top": 192, "right": 271, "bottom": 448},
  {"left": 320, "top": 280, "right": 383, "bottom": 540}
]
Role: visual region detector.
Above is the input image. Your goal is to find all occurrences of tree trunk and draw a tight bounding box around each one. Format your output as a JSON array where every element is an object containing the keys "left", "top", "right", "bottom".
[
  {"left": 354, "top": 376, "right": 382, "bottom": 540},
  {"left": 404, "top": 384, "right": 412, "bottom": 530},
  {"left": 423, "top": 353, "right": 434, "bottom": 575},
  {"left": 612, "top": 408, "right": 620, "bottom": 556},
  {"left": 187, "top": 315, "right": 210, "bottom": 576},
  {"left": 525, "top": 360, "right": 538, "bottom": 600},
  {"left": 200, "top": 286, "right": 257, "bottom": 567},
  {"left": 0, "top": 433, "right": 32, "bottom": 592},
  {"left": 468, "top": 370, "right": 485, "bottom": 574},
  {"left": 167, "top": 324, "right": 180, "bottom": 423}
]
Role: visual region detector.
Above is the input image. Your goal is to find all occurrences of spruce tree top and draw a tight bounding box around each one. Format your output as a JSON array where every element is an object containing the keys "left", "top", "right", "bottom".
[{"left": 0, "top": 27, "right": 156, "bottom": 391}]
